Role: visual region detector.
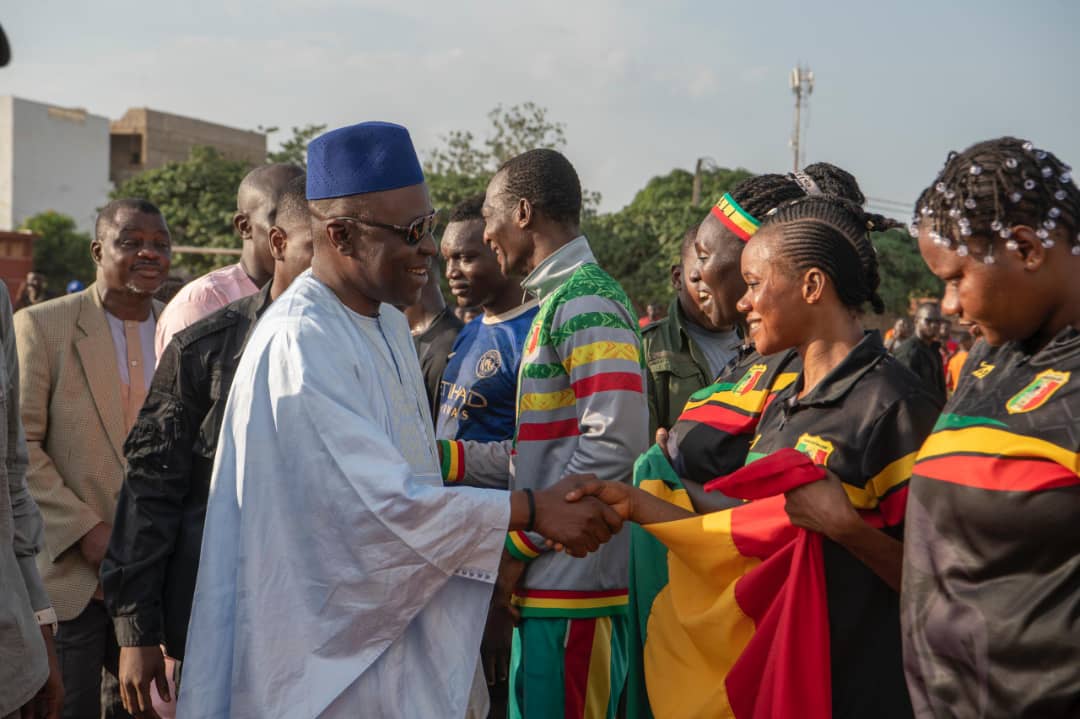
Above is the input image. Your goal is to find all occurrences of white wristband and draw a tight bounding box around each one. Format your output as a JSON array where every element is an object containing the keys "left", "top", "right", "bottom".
[{"left": 34, "top": 607, "right": 58, "bottom": 633}]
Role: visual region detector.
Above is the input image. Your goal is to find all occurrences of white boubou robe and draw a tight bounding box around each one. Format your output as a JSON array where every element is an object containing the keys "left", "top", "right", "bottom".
[{"left": 179, "top": 270, "right": 508, "bottom": 718}]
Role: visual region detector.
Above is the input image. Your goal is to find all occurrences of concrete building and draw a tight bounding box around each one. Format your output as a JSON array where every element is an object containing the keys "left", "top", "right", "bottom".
[
  {"left": 0, "top": 96, "right": 111, "bottom": 233},
  {"left": 110, "top": 108, "right": 265, "bottom": 184}
]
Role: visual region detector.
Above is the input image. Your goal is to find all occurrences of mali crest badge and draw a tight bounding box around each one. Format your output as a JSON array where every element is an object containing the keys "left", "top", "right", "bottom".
[
  {"left": 1006, "top": 369, "right": 1070, "bottom": 414},
  {"left": 733, "top": 364, "right": 767, "bottom": 396},
  {"left": 794, "top": 433, "right": 835, "bottom": 467}
]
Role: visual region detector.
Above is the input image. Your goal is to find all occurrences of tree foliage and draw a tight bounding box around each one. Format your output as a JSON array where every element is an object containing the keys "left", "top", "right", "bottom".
[
  {"left": 872, "top": 228, "right": 944, "bottom": 316},
  {"left": 110, "top": 146, "right": 254, "bottom": 276},
  {"left": 262, "top": 123, "right": 327, "bottom": 168},
  {"left": 20, "top": 211, "right": 95, "bottom": 290},
  {"left": 424, "top": 103, "right": 600, "bottom": 213}
]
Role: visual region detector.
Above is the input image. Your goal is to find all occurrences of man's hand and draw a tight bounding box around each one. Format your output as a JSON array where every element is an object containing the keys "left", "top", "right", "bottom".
[
  {"left": 21, "top": 625, "right": 63, "bottom": 719},
  {"left": 118, "top": 645, "right": 169, "bottom": 718},
  {"left": 481, "top": 601, "right": 515, "bottom": 687},
  {"left": 78, "top": 522, "right": 111, "bottom": 567},
  {"left": 532, "top": 476, "right": 624, "bottom": 557},
  {"left": 783, "top": 470, "right": 861, "bottom": 541}
]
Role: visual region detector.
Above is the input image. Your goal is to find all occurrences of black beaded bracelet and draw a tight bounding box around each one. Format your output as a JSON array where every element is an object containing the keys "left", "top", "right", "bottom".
[{"left": 524, "top": 488, "right": 536, "bottom": 532}]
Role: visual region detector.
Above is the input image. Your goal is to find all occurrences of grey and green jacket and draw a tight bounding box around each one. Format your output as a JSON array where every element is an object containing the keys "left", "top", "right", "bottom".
[{"left": 437, "top": 236, "right": 648, "bottom": 618}]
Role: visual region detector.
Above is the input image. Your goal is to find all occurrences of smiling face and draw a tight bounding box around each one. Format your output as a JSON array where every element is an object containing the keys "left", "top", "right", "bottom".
[
  {"left": 323, "top": 183, "right": 437, "bottom": 310},
  {"left": 482, "top": 171, "right": 534, "bottom": 277},
  {"left": 735, "top": 228, "right": 810, "bottom": 354},
  {"left": 441, "top": 218, "right": 511, "bottom": 308},
  {"left": 92, "top": 207, "right": 172, "bottom": 296},
  {"left": 688, "top": 215, "right": 748, "bottom": 330}
]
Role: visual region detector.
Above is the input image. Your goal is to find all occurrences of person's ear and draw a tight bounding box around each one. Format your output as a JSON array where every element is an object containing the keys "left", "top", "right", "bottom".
[
  {"left": 670, "top": 264, "right": 682, "bottom": 292},
  {"left": 802, "top": 267, "right": 827, "bottom": 304},
  {"left": 1006, "top": 225, "right": 1048, "bottom": 271},
  {"left": 90, "top": 239, "right": 103, "bottom": 266},
  {"left": 325, "top": 221, "right": 352, "bottom": 256},
  {"left": 268, "top": 226, "right": 287, "bottom": 261},
  {"left": 516, "top": 198, "right": 533, "bottom": 229},
  {"left": 234, "top": 211, "right": 252, "bottom": 240}
]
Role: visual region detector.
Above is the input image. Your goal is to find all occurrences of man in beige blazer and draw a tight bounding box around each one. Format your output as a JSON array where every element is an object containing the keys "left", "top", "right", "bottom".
[{"left": 16, "top": 198, "right": 171, "bottom": 719}]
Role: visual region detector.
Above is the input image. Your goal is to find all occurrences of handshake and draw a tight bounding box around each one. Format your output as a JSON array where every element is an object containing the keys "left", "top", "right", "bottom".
[{"left": 509, "top": 475, "right": 638, "bottom": 557}]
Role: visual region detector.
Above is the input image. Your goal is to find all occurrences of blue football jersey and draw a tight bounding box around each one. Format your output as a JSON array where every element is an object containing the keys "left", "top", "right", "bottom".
[{"left": 435, "top": 301, "right": 539, "bottom": 442}]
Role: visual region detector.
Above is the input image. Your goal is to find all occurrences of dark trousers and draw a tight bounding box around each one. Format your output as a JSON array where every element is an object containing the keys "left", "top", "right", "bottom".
[{"left": 54, "top": 599, "right": 131, "bottom": 719}]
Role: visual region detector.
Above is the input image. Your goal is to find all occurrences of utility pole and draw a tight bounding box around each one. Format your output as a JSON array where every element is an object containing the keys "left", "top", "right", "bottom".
[
  {"left": 691, "top": 157, "right": 703, "bottom": 206},
  {"left": 789, "top": 65, "right": 813, "bottom": 172}
]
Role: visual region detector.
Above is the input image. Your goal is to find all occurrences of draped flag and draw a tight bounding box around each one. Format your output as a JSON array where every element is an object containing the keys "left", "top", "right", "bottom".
[{"left": 641, "top": 450, "right": 832, "bottom": 719}]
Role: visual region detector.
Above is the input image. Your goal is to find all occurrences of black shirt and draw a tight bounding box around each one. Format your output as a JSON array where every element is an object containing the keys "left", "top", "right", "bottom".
[
  {"left": 894, "top": 337, "right": 946, "bottom": 405},
  {"left": 748, "top": 332, "right": 942, "bottom": 719},
  {"left": 413, "top": 306, "right": 464, "bottom": 421},
  {"left": 904, "top": 327, "right": 1080, "bottom": 718},
  {"left": 102, "top": 284, "right": 272, "bottom": 658}
]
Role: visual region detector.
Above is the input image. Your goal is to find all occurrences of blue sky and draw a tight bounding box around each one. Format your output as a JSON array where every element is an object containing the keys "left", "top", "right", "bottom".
[{"left": 5, "top": 0, "right": 1078, "bottom": 216}]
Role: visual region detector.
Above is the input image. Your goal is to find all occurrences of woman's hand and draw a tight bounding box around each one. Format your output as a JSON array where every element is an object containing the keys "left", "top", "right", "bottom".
[{"left": 782, "top": 469, "right": 861, "bottom": 541}]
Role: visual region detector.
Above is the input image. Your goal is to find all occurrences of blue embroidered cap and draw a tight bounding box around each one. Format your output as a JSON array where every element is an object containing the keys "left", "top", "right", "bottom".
[{"left": 306, "top": 121, "right": 425, "bottom": 200}]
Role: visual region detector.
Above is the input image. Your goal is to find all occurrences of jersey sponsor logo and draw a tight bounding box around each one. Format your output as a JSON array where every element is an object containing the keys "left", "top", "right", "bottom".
[
  {"left": 1006, "top": 369, "right": 1070, "bottom": 414},
  {"left": 971, "top": 361, "right": 995, "bottom": 379},
  {"left": 476, "top": 349, "right": 502, "bottom": 378},
  {"left": 733, "top": 364, "right": 767, "bottom": 395},
  {"left": 794, "top": 433, "right": 835, "bottom": 467}
]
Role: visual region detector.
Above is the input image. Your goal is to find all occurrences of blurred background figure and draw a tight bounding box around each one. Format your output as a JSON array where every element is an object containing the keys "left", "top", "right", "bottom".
[
  {"left": 884, "top": 316, "right": 913, "bottom": 353},
  {"left": 638, "top": 301, "right": 665, "bottom": 328},
  {"left": 893, "top": 301, "right": 946, "bottom": 404},
  {"left": 14, "top": 271, "right": 53, "bottom": 311}
]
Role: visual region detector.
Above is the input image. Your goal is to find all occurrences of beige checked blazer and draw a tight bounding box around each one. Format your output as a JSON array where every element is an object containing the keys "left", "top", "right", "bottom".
[{"left": 15, "top": 284, "right": 162, "bottom": 621}]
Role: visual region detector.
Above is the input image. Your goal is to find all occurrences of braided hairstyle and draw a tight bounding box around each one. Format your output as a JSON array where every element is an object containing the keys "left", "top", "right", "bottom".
[
  {"left": 727, "top": 161, "right": 866, "bottom": 219},
  {"left": 759, "top": 196, "right": 901, "bottom": 314},
  {"left": 496, "top": 148, "right": 582, "bottom": 226},
  {"left": 913, "top": 137, "right": 1080, "bottom": 262}
]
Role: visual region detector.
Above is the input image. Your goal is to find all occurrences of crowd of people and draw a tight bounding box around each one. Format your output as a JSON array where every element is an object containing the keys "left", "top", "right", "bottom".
[{"left": 0, "top": 126, "right": 1077, "bottom": 719}]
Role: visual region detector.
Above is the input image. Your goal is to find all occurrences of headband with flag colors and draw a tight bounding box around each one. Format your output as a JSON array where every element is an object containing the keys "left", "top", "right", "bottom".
[{"left": 711, "top": 193, "right": 761, "bottom": 242}]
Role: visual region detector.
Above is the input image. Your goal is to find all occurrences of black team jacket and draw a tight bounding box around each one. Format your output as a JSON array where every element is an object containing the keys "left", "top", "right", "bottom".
[{"left": 101, "top": 283, "right": 272, "bottom": 660}]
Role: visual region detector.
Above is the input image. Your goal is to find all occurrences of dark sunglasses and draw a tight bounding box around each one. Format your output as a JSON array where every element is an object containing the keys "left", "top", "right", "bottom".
[{"left": 329, "top": 209, "right": 439, "bottom": 246}]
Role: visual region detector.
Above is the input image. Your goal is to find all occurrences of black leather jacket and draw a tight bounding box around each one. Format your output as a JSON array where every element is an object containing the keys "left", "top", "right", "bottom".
[{"left": 101, "top": 283, "right": 271, "bottom": 659}]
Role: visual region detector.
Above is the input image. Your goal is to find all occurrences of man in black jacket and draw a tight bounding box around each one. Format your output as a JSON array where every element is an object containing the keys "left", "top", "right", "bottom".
[
  {"left": 100, "top": 175, "right": 312, "bottom": 717},
  {"left": 893, "top": 301, "right": 947, "bottom": 404}
]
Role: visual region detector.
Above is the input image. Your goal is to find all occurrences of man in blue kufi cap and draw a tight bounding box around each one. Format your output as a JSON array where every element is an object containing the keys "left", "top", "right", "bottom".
[{"left": 177, "top": 122, "right": 624, "bottom": 718}]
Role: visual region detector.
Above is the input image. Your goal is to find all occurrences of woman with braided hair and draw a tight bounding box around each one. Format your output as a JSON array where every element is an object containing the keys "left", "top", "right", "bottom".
[
  {"left": 903, "top": 138, "right": 1080, "bottom": 718},
  {"left": 626, "top": 164, "right": 869, "bottom": 719},
  {"left": 569, "top": 195, "right": 941, "bottom": 718}
]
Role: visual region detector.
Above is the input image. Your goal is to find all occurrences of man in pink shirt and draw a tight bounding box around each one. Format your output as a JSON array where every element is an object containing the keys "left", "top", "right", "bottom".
[{"left": 154, "top": 163, "right": 304, "bottom": 358}]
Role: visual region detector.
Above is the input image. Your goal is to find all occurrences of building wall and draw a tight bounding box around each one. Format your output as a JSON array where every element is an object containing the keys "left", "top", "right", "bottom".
[
  {"left": 110, "top": 108, "right": 265, "bottom": 183},
  {"left": 0, "top": 96, "right": 110, "bottom": 234}
]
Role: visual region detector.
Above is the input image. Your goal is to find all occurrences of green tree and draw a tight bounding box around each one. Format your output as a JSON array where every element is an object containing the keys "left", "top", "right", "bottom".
[
  {"left": 19, "top": 211, "right": 95, "bottom": 290},
  {"left": 424, "top": 103, "right": 598, "bottom": 213},
  {"left": 871, "top": 228, "right": 944, "bottom": 315},
  {"left": 262, "top": 123, "right": 327, "bottom": 167},
  {"left": 110, "top": 146, "right": 254, "bottom": 276}
]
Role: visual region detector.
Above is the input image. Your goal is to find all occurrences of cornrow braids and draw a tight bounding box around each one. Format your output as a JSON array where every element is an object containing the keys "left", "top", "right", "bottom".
[
  {"left": 496, "top": 148, "right": 582, "bottom": 226},
  {"left": 760, "top": 196, "right": 901, "bottom": 314},
  {"left": 913, "top": 137, "right": 1080, "bottom": 262},
  {"left": 726, "top": 161, "right": 866, "bottom": 222}
]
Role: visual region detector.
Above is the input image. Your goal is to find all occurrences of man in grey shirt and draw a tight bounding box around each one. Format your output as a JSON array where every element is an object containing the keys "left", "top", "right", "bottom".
[{"left": 0, "top": 283, "right": 63, "bottom": 719}]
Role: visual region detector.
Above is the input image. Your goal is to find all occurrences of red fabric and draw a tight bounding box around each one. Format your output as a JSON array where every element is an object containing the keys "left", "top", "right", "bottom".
[
  {"left": 706, "top": 449, "right": 832, "bottom": 719},
  {"left": 915, "top": 454, "right": 1080, "bottom": 492},
  {"left": 517, "top": 418, "right": 581, "bottom": 441},
  {"left": 680, "top": 403, "right": 758, "bottom": 435},
  {"left": 564, "top": 618, "right": 596, "bottom": 718},
  {"left": 571, "top": 371, "right": 644, "bottom": 399}
]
